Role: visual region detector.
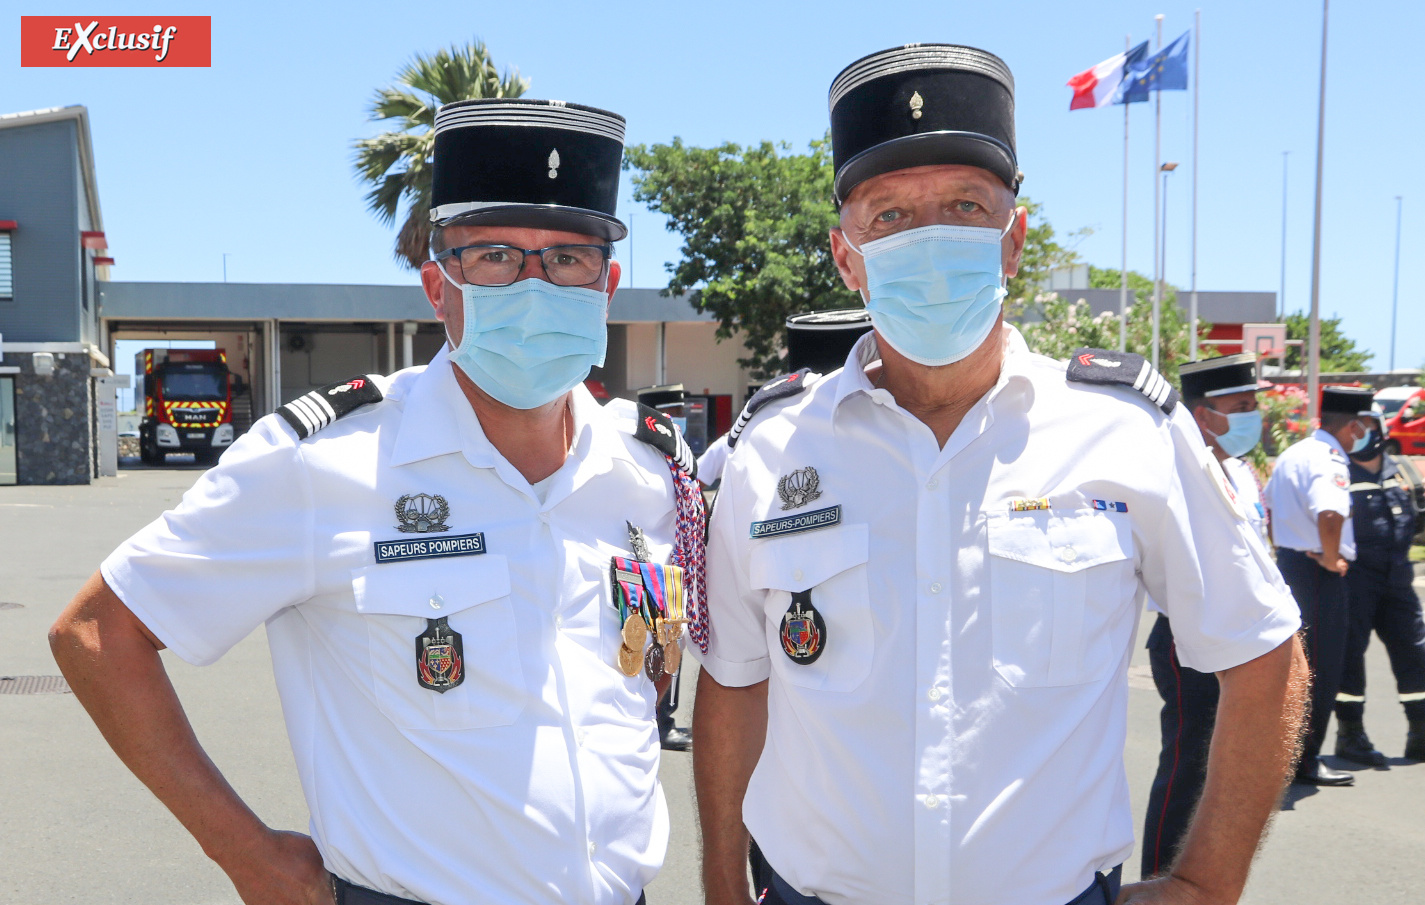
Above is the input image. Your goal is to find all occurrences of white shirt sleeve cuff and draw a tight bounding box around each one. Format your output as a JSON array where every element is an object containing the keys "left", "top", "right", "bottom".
[
  {"left": 100, "top": 556, "right": 224, "bottom": 667},
  {"left": 1174, "top": 602, "right": 1302, "bottom": 674},
  {"left": 692, "top": 649, "right": 771, "bottom": 687}
]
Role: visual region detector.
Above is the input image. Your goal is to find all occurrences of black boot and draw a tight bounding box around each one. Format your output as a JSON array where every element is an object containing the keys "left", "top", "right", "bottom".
[
  {"left": 1335, "top": 719, "right": 1388, "bottom": 767},
  {"left": 1406, "top": 720, "right": 1425, "bottom": 761},
  {"left": 1294, "top": 757, "right": 1355, "bottom": 786}
]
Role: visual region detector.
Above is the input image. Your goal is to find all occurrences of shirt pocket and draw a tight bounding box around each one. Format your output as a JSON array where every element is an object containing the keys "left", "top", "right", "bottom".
[
  {"left": 351, "top": 555, "right": 523, "bottom": 730},
  {"left": 986, "top": 510, "right": 1135, "bottom": 688},
  {"left": 749, "top": 523, "right": 872, "bottom": 692}
]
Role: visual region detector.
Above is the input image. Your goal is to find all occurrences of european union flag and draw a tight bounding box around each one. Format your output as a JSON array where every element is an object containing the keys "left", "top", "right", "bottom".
[{"left": 1113, "top": 30, "right": 1190, "bottom": 104}]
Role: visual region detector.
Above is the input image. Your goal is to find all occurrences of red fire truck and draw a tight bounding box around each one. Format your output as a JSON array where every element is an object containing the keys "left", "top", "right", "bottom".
[{"left": 136, "top": 349, "right": 238, "bottom": 464}]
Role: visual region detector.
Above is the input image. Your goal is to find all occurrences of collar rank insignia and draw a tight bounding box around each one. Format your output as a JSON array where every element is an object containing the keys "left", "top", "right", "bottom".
[
  {"left": 416, "top": 616, "right": 464, "bottom": 693},
  {"left": 395, "top": 493, "right": 451, "bottom": 533},
  {"left": 778, "top": 466, "right": 823, "bottom": 511},
  {"left": 781, "top": 591, "right": 826, "bottom": 664}
]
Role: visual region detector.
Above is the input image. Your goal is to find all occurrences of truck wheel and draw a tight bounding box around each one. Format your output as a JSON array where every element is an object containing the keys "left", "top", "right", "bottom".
[
  {"left": 140, "top": 435, "right": 161, "bottom": 465},
  {"left": 194, "top": 448, "right": 219, "bottom": 466}
]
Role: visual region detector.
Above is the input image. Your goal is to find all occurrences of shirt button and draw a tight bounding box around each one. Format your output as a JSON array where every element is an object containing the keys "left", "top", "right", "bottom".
[
  {"left": 539, "top": 512, "right": 551, "bottom": 524},
  {"left": 924, "top": 794, "right": 940, "bottom": 809},
  {"left": 575, "top": 728, "right": 586, "bottom": 745},
  {"left": 793, "top": 569, "right": 804, "bottom": 581},
  {"left": 588, "top": 842, "right": 597, "bottom": 856},
  {"left": 927, "top": 687, "right": 942, "bottom": 702},
  {"left": 1059, "top": 547, "right": 1078, "bottom": 563},
  {"left": 555, "top": 615, "right": 564, "bottom": 629},
  {"left": 929, "top": 582, "right": 943, "bottom": 594},
  {"left": 428, "top": 594, "right": 444, "bottom": 610},
  {"left": 927, "top": 478, "right": 939, "bottom": 490}
]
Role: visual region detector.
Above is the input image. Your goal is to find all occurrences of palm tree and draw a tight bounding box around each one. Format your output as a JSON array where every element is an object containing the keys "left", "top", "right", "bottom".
[{"left": 354, "top": 41, "right": 529, "bottom": 270}]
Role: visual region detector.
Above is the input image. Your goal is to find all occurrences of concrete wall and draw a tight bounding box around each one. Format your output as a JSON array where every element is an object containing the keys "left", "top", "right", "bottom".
[
  {"left": 279, "top": 324, "right": 444, "bottom": 402},
  {"left": 0, "top": 120, "right": 83, "bottom": 342},
  {"left": 664, "top": 322, "right": 755, "bottom": 403},
  {"left": 9, "top": 351, "right": 94, "bottom": 484}
]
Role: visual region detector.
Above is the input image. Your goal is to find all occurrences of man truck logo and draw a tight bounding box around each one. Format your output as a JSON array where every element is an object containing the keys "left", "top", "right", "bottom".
[{"left": 20, "top": 17, "right": 212, "bottom": 67}]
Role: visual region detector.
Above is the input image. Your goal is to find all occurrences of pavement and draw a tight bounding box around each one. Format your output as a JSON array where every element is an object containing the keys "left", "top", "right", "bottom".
[{"left": 3, "top": 464, "right": 1424, "bottom": 904}]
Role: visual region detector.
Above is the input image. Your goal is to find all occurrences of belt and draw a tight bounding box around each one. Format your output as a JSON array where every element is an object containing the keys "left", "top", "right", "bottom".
[
  {"left": 332, "top": 875, "right": 648, "bottom": 905},
  {"left": 763, "top": 865, "right": 1122, "bottom": 905}
]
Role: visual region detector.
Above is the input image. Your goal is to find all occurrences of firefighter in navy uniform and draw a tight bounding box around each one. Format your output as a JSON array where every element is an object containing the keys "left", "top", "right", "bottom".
[
  {"left": 1141, "top": 353, "right": 1271, "bottom": 877},
  {"left": 1334, "top": 409, "right": 1425, "bottom": 763}
]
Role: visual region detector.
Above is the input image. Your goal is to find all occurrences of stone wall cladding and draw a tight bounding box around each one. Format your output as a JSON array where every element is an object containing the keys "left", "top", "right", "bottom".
[{"left": 12, "top": 352, "right": 95, "bottom": 485}]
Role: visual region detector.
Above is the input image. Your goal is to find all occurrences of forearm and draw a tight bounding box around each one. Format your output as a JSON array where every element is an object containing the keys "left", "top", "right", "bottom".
[
  {"left": 1316, "top": 511, "right": 1344, "bottom": 558},
  {"left": 49, "top": 572, "right": 269, "bottom": 870},
  {"left": 693, "top": 671, "right": 768, "bottom": 905},
  {"left": 1171, "top": 636, "right": 1307, "bottom": 902}
]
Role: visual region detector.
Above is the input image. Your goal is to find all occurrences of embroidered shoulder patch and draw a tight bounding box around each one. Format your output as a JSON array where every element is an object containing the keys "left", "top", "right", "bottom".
[
  {"left": 277, "top": 375, "right": 384, "bottom": 439},
  {"left": 633, "top": 403, "right": 697, "bottom": 479},
  {"left": 727, "top": 368, "right": 814, "bottom": 449},
  {"left": 1065, "top": 348, "right": 1178, "bottom": 415}
]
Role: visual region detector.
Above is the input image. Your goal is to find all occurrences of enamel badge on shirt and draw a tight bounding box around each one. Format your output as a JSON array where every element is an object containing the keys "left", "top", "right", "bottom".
[{"left": 416, "top": 616, "right": 464, "bottom": 692}]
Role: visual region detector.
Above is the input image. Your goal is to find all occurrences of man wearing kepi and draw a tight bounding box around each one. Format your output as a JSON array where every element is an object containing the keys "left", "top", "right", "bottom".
[
  {"left": 1265, "top": 385, "right": 1374, "bottom": 787},
  {"left": 1141, "top": 353, "right": 1271, "bottom": 878},
  {"left": 49, "top": 98, "right": 704, "bottom": 905},
  {"left": 694, "top": 44, "right": 1306, "bottom": 905}
]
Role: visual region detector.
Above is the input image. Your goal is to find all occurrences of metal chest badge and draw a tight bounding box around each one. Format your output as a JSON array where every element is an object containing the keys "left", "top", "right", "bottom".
[
  {"left": 778, "top": 466, "right": 823, "bottom": 510},
  {"left": 780, "top": 590, "right": 826, "bottom": 664},
  {"left": 395, "top": 493, "right": 451, "bottom": 533},
  {"left": 415, "top": 616, "right": 465, "bottom": 692}
]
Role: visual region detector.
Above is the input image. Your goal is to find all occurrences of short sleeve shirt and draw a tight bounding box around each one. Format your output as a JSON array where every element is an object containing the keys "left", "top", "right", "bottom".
[
  {"left": 1263, "top": 429, "right": 1355, "bottom": 559},
  {"left": 698, "top": 328, "right": 1300, "bottom": 905},
  {"left": 102, "top": 348, "right": 679, "bottom": 905}
]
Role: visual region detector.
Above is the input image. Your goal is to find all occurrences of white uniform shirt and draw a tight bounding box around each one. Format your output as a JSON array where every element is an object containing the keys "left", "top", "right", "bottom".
[
  {"left": 1263, "top": 428, "right": 1355, "bottom": 560},
  {"left": 1222, "top": 456, "right": 1269, "bottom": 546},
  {"left": 699, "top": 329, "right": 1299, "bottom": 905},
  {"left": 698, "top": 434, "right": 731, "bottom": 485},
  {"left": 102, "top": 348, "right": 679, "bottom": 905}
]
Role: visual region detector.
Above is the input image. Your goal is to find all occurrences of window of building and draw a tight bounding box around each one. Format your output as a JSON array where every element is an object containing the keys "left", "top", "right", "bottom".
[{"left": 0, "top": 233, "right": 12, "bottom": 301}]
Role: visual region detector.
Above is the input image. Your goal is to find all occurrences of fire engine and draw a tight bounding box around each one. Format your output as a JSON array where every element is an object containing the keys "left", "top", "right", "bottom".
[{"left": 135, "top": 348, "right": 237, "bottom": 464}]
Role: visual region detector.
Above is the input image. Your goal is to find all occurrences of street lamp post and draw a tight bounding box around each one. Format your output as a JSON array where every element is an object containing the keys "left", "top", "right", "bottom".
[{"left": 1157, "top": 162, "right": 1179, "bottom": 364}]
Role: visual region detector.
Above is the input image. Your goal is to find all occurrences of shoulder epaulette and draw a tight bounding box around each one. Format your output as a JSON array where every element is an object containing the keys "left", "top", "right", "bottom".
[
  {"left": 278, "top": 374, "right": 384, "bottom": 440},
  {"left": 633, "top": 403, "right": 697, "bottom": 479},
  {"left": 727, "top": 368, "right": 815, "bottom": 449},
  {"left": 1065, "top": 349, "right": 1178, "bottom": 415}
]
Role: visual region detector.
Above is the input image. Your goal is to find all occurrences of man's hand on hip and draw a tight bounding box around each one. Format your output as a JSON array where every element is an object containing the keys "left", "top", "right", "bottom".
[
  {"left": 220, "top": 828, "right": 335, "bottom": 905},
  {"left": 1115, "top": 875, "right": 1218, "bottom": 905}
]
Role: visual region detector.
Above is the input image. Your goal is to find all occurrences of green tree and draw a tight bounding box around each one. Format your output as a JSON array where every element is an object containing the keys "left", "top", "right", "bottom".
[
  {"left": 1283, "top": 312, "right": 1372, "bottom": 373},
  {"left": 1006, "top": 199, "right": 1090, "bottom": 308},
  {"left": 626, "top": 136, "right": 1087, "bottom": 377},
  {"left": 354, "top": 41, "right": 528, "bottom": 270}
]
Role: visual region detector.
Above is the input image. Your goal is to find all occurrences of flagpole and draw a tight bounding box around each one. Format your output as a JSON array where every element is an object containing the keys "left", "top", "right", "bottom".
[
  {"left": 1152, "top": 13, "right": 1164, "bottom": 369},
  {"left": 1189, "top": 9, "right": 1200, "bottom": 360},
  {"left": 1307, "top": 0, "right": 1329, "bottom": 422},
  {"left": 1120, "top": 33, "right": 1131, "bottom": 352}
]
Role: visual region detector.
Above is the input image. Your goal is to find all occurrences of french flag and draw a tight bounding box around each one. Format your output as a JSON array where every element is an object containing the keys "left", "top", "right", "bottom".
[{"left": 1067, "top": 41, "right": 1149, "bottom": 110}]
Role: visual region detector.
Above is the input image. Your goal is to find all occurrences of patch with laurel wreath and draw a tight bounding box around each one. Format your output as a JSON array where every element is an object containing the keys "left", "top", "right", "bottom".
[{"left": 394, "top": 493, "right": 451, "bottom": 533}]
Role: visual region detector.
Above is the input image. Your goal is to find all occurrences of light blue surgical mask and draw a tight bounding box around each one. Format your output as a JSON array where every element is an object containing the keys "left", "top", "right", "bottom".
[
  {"left": 1350, "top": 422, "right": 1374, "bottom": 455},
  {"left": 441, "top": 274, "right": 608, "bottom": 410},
  {"left": 844, "top": 214, "right": 1016, "bottom": 367},
  {"left": 1207, "top": 408, "right": 1263, "bottom": 458}
]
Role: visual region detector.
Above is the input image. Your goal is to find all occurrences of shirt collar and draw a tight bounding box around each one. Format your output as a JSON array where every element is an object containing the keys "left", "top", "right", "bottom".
[
  {"left": 1313, "top": 427, "right": 1347, "bottom": 457},
  {"left": 831, "top": 324, "right": 1037, "bottom": 417}
]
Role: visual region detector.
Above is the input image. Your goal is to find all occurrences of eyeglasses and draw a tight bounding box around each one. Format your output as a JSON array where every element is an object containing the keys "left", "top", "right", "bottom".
[{"left": 435, "top": 243, "right": 612, "bottom": 288}]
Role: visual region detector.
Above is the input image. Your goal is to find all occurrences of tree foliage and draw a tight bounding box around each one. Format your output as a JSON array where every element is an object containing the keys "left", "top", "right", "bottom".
[
  {"left": 353, "top": 41, "right": 528, "bottom": 270},
  {"left": 1006, "top": 199, "right": 1090, "bottom": 309},
  {"left": 1283, "top": 312, "right": 1372, "bottom": 373}
]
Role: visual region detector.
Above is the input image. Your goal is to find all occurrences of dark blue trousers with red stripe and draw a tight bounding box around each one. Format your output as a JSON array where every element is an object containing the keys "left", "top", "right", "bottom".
[{"left": 1142, "top": 614, "right": 1219, "bottom": 878}]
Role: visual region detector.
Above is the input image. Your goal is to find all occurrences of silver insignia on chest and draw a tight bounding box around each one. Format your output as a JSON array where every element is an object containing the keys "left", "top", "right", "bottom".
[
  {"left": 395, "top": 494, "right": 452, "bottom": 533},
  {"left": 778, "top": 466, "right": 824, "bottom": 511}
]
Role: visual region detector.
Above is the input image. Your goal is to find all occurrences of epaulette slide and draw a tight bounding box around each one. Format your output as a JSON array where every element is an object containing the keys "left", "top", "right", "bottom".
[
  {"left": 727, "top": 368, "right": 814, "bottom": 449},
  {"left": 278, "top": 375, "right": 384, "bottom": 440},
  {"left": 634, "top": 404, "right": 698, "bottom": 480},
  {"left": 1065, "top": 349, "right": 1178, "bottom": 415}
]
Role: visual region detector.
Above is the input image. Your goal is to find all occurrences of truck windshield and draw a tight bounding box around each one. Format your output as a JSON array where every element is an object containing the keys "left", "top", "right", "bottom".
[{"left": 162, "top": 370, "right": 226, "bottom": 401}]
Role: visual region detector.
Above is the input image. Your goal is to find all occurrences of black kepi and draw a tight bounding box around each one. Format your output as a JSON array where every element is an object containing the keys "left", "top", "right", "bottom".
[
  {"left": 429, "top": 98, "right": 627, "bottom": 240},
  {"left": 829, "top": 44, "right": 1020, "bottom": 204},
  {"left": 1178, "top": 353, "right": 1270, "bottom": 400},
  {"left": 786, "top": 309, "right": 874, "bottom": 373},
  {"left": 1320, "top": 385, "right": 1375, "bottom": 417}
]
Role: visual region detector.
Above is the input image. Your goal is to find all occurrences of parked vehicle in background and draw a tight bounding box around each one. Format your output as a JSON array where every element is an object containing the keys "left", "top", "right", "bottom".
[
  {"left": 135, "top": 348, "right": 241, "bottom": 465},
  {"left": 1383, "top": 388, "right": 1425, "bottom": 457},
  {"left": 1374, "top": 385, "right": 1419, "bottom": 421}
]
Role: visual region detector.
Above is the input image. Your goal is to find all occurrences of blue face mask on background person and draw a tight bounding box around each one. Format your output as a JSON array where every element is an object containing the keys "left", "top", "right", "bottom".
[
  {"left": 441, "top": 272, "right": 608, "bottom": 410},
  {"left": 1350, "top": 421, "right": 1374, "bottom": 455},
  {"left": 1207, "top": 408, "right": 1263, "bottom": 458},
  {"left": 844, "top": 213, "right": 1016, "bottom": 367}
]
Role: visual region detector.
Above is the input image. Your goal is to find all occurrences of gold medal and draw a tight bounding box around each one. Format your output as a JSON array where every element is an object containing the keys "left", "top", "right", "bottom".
[
  {"left": 622, "top": 611, "right": 647, "bottom": 650},
  {"left": 663, "top": 640, "right": 682, "bottom": 676},
  {"left": 617, "top": 643, "right": 643, "bottom": 677}
]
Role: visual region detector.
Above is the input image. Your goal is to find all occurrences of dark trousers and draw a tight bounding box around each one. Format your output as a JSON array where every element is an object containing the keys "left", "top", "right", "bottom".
[
  {"left": 1141, "top": 614, "right": 1219, "bottom": 878},
  {"left": 1277, "top": 548, "right": 1350, "bottom": 766},
  {"left": 1336, "top": 560, "right": 1425, "bottom": 722},
  {"left": 749, "top": 843, "right": 1120, "bottom": 905},
  {"left": 332, "top": 875, "right": 646, "bottom": 905}
]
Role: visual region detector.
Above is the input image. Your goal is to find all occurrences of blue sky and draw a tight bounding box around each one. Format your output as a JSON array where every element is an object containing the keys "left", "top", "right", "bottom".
[{"left": 4, "top": 0, "right": 1421, "bottom": 370}]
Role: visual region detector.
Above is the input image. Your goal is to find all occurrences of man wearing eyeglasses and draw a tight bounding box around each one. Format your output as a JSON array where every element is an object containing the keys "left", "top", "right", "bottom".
[{"left": 50, "top": 99, "right": 701, "bottom": 905}]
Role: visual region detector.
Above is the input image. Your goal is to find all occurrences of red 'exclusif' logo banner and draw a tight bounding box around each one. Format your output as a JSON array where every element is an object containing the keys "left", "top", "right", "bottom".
[{"left": 20, "top": 16, "right": 211, "bottom": 67}]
